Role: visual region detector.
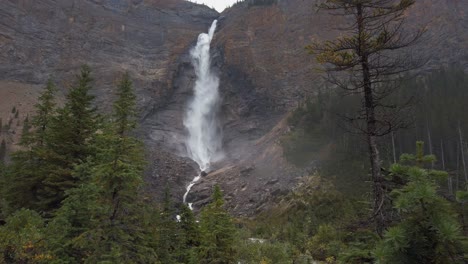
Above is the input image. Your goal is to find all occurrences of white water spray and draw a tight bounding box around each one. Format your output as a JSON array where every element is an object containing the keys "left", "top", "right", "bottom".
[{"left": 182, "top": 20, "right": 223, "bottom": 208}]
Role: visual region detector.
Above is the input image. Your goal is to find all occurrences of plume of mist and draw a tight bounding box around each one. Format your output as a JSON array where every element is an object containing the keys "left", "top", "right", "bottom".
[
  {"left": 183, "top": 20, "right": 223, "bottom": 172},
  {"left": 183, "top": 20, "right": 222, "bottom": 207}
]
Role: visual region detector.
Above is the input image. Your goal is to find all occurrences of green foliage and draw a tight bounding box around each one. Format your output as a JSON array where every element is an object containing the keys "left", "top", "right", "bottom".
[
  {"left": 236, "top": 231, "right": 292, "bottom": 264},
  {"left": 178, "top": 204, "right": 201, "bottom": 264},
  {"left": 156, "top": 187, "right": 185, "bottom": 263},
  {"left": 307, "top": 224, "right": 344, "bottom": 261},
  {"left": 0, "top": 209, "right": 53, "bottom": 263},
  {"left": 22, "top": 115, "right": 31, "bottom": 138},
  {"left": 374, "top": 143, "right": 465, "bottom": 263},
  {"left": 40, "top": 65, "right": 100, "bottom": 211},
  {"left": 1, "top": 80, "right": 59, "bottom": 214},
  {"left": 30, "top": 79, "right": 57, "bottom": 147},
  {"left": 456, "top": 190, "right": 468, "bottom": 203},
  {"left": 246, "top": 175, "right": 363, "bottom": 262},
  {"left": 48, "top": 73, "right": 158, "bottom": 263},
  {"left": 198, "top": 185, "right": 237, "bottom": 264}
]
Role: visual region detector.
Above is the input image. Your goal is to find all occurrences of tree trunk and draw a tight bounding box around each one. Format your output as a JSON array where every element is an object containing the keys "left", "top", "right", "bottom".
[
  {"left": 456, "top": 143, "right": 460, "bottom": 191},
  {"left": 391, "top": 132, "right": 397, "bottom": 164},
  {"left": 441, "top": 140, "right": 452, "bottom": 194},
  {"left": 357, "top": 3, "right": 386, "bottom": 236},
  {"left": 426, "top": 120, "right": 434, "bottom": 168},
  {"left": 458, "top": 122, "right": 468, "bottom": 185}
]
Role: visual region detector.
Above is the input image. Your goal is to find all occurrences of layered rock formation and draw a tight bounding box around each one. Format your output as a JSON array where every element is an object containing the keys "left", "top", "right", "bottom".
[{"left": 1, "top": 0, "right": 467, "bottom": 215}]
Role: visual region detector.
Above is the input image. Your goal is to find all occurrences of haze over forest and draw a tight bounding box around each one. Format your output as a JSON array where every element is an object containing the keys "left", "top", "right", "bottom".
[{"left": 0, "top": 0, "right": 467, "bottom": 263}]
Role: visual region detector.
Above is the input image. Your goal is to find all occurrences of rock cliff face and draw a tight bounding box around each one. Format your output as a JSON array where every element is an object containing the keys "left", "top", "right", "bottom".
[
  {"left": 1, "top": 0, "right": 467, "bottom": 215},
  {"left": 0, "top": 0, "right": 217, "bottom": 112},
  {"left": 186, "top": 0, "right": 468, "bottom": 214}
]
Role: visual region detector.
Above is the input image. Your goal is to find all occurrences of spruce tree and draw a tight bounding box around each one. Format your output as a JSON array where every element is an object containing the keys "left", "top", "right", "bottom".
[
  {"left": 179, "top": 204, "right": 201, "bottom": 264},
  {"left": 198, "top": 185, "right": 237, "bottom": 264},
  {"left": 84, "top": 72, "right": 155, "bottom": 263},
  {"left": 157, "top": 186, "right": 184, "bottom": 263},
  {"left": 1, "top": 79, "right": 60, "bottom": 213},
  {"left": 31, "top": 79, "right": 57, "bottom": 147},
  {"left": 49, "top": 73, "right": 157, "bottom": 263},
  {"left": 40, "top": 66, "right": 100, "bottom": 211}
]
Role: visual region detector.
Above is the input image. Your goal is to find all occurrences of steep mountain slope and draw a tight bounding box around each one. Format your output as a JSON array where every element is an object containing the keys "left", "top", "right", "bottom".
[
  {"left": 186, "top": 0, "right": 468, "bottom": 214},
  {"left": 1, "top": 0, "right": 467, "bottom": 215},
  {"left": 0, "top": 0, "right": 218, "bottom": 191},
  {"left": 0, "top": 0, "right": 217, "bottom": 138}
]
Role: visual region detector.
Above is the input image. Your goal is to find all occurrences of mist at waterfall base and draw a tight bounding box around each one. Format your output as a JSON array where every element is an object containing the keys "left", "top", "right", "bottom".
[{"left": 182, "top": 20, "right": 223, "bottom": 209}]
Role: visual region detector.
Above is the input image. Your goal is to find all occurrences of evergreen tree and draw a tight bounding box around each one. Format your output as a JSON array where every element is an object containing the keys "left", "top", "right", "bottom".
[
  {"left": 0, "top": 209, "right": 53, "bottom": 263},
  {"left": 198, "top": 185, "right": 237, "bottom": 264},
  {"left": 40, "top": 66, "right": 100, "bottom": 211},
  {"left": 49, "top": 73, "right": 157, "bottom": 263},
  {"left": 179, "top": 204, "right": 201, "bottom": 264},
  {"left": 22, "top": 115, "right": 30, "bottom": 138},
  {"left": 31, "top": 79, "right": 57, "bottom": 147},
  {"left": 1, "top": 79, "right": 58, "bottom": 213},
  {"left": 374, "top": 142, "right": 465, "bottom": 263},
  {"left": 308, "top": 0, "right": 424, "bottom": 234},
  {"left": 157, "top": 186, "right": 184, "bottom": 263}
]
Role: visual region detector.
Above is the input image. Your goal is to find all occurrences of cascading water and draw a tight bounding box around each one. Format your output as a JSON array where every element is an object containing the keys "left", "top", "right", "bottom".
[{"left": 182, "top": 20, "right": 223, "bottom": 209}]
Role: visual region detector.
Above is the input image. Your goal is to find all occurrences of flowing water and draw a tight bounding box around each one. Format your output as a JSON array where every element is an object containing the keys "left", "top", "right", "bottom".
[{"left": 182, "top": 20, "right": 222, "bottom": 209}]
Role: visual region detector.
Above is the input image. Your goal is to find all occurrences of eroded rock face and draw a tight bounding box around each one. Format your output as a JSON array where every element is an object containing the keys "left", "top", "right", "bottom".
[
  {"left": 1, "top": 0, "right": 467, "bottom": 215},
  {"left": 186, "top": 0, "right": 468, "bottom": 215},
  {"left": 0, "top": 0, "right": 218, "bottom": 199},
  {"left": 0, "top": 0, "right": 218, "bottom": 110}
]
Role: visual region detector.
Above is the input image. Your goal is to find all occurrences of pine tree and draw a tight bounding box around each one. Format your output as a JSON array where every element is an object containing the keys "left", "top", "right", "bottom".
[
  {"left": 308, "top": 0, "right": 424, "bottom": 235},
  {"left": 374, "top": 142, "right": 465, "bottom": 263},
  {"left": 198, "top": 185, "right": 237, "bottom": 264}
]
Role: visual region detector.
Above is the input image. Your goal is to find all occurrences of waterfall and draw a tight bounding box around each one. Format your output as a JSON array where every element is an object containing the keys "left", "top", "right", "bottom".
[{"left": 182, "top": 20, "right": 222, "bottom": 208}]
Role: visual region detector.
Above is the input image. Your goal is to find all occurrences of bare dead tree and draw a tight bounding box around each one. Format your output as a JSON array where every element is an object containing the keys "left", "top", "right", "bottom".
[{"left": 307, "top": 0, "right": 425, "bottom": 235}]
